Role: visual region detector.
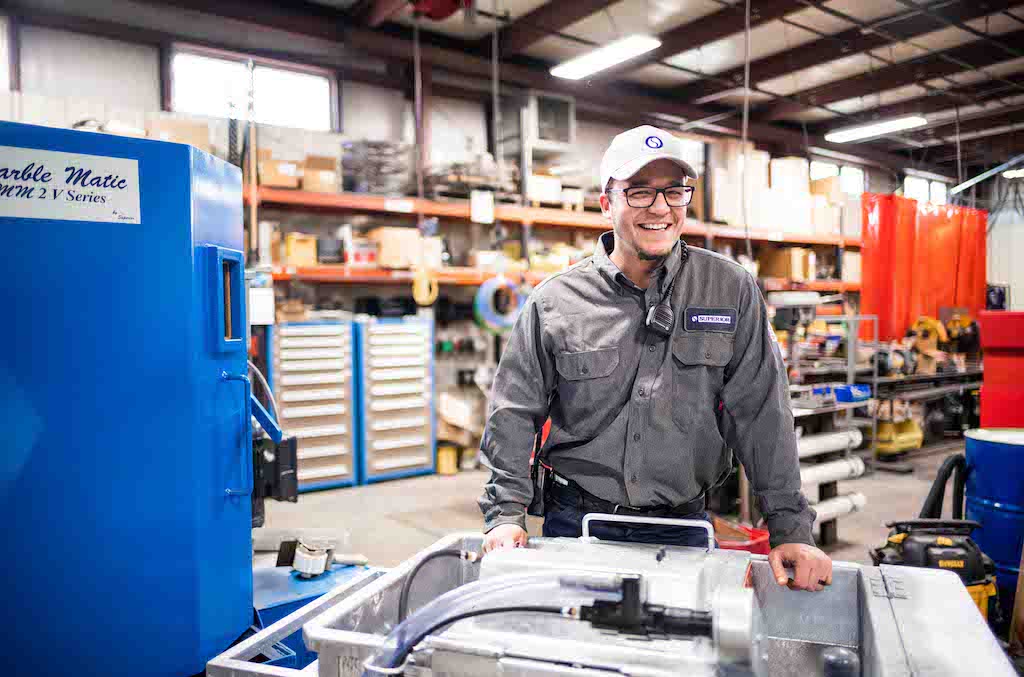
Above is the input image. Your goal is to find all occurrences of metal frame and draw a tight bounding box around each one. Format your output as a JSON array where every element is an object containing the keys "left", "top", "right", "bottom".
[
  {"left": 356, "top": 315, "right": 438, "bottom": 485},
  {"left": 206, "top": 568, "right": 384, "bottom": 677},
  {"left": 271, "top": 320, "right": 360, "bottom": 493}
]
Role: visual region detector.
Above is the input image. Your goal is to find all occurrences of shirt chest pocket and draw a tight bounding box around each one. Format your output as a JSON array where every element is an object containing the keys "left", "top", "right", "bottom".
[
  {"left": 554, "top": 347, "right": 619, "bottom": 436},
  {"left": 670, "top": 334, "right": 732, "bottom": 432}
]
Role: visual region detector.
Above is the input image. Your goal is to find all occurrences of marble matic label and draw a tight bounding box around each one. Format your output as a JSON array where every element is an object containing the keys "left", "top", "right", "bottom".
[{"left": 0, "top": 145, "right": 140, "bottom": 224}]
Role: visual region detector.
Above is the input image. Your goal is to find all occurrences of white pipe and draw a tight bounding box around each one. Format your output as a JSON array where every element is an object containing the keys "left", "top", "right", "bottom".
[
  {"left": 813, "top": 493, "right": 867, "bottom": 525},
  {"left": 797, "top": 429, "right": 863, "bottom": 459},
  {"left": 800, "top": 456, "right": 865, "bottom": 486}
]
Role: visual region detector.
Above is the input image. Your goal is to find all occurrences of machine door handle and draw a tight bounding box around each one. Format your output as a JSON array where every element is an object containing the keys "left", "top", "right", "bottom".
[
  {"left": 581, "top": 513, "right": 716, "bottom": 551},
  {"left": 221, "top": 371, "right": 253, "bottom": 496}
]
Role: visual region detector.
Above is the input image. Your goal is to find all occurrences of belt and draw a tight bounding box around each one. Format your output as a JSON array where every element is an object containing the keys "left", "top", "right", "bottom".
[{"left": 546, "top": 469, "right": 705, "bottom": 518}]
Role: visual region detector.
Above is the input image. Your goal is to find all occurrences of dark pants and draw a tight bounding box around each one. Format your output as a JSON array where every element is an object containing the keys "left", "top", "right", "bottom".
[{"left": 542, "top": 482, "right": 713, "bottom": 548}]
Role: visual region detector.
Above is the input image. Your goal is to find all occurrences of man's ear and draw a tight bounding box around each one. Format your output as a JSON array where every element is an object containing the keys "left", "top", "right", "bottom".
[{"left": 599, "top": 193, "right": 612, "bottom": 217}]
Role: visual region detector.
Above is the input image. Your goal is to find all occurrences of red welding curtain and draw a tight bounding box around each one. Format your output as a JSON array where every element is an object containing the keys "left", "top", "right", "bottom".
[{"left": 861, "top": 194, "right": 987, "bottom": 341}]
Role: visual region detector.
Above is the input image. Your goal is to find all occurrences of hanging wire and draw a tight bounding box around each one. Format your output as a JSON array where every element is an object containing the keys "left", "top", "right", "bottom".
[
  {"left": 740, "top": 0, "right": 753, "bottom": 262},
  {"left": 954, "top": 105, "right": 964, "bottom": 190},
  {"left": 413, "top": 17, "right": 424, "bottom": 202},
  {"left": 491, "top": 0, "right": 503, "bottom": 188},
  {"left": 605, "top": 7, "right": 623, "bottom": 40}
]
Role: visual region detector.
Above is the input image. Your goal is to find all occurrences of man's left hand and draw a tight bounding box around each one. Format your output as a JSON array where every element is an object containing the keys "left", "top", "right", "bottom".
[{"left": 768, "top": 543, "right": 833, "bottom": 591}]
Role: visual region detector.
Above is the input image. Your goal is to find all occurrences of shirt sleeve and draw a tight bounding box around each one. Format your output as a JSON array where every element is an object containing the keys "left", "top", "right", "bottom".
[
  {"left": 718, "top": 273, "right": 816, "bottom": 547},
  {"left": 478, "top": 295, "right": 557, "bottom": 533}
]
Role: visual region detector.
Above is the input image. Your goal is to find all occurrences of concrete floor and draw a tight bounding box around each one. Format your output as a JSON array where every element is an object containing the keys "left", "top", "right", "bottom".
[{"left": 265, "top": 447, "right": 961, "bottom": 567}]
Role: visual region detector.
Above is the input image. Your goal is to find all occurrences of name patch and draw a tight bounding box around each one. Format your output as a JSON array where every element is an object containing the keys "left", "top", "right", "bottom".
[{"left": 684, "top": 307, "right": 737, "bottom": 333}]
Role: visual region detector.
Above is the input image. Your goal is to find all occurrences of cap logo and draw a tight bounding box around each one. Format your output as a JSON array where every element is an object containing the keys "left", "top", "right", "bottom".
[{"left": 645, "top": 135, "right": 663, "bottom": 149}]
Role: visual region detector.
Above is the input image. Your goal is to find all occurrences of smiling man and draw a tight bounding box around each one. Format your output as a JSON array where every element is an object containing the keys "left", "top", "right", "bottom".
[{"left": 478, "top": 125, "right": 832, "bottom": 591}]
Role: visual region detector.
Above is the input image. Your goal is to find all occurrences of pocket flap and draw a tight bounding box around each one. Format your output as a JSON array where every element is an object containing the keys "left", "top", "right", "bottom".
[
  {"left": 555, "top": 347, "right": 619, "bottom": 381},
  {"left": 672, "top": 334, "right": 732, "bottom": 367}
]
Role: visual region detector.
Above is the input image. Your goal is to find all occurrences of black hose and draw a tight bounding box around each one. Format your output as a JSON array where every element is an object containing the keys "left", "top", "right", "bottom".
[
  {"left": 918, "top": 453, "right": 967, "bottom": 519},
  {"left": 397, "top": 549, "right": 478, "bottom": 624},
  {"left": 377, "top": 605, "right": 566, "bottom": 671}
]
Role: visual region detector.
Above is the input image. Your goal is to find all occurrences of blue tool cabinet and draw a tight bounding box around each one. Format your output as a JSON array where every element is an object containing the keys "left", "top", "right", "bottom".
[
  {"left": 354, "top": 315, "right": 437, "bottom": 483},
  {"left": 267, "top": 320, "right": 359, "bottom": 492},
  {"left": 0, "top": 122, "right": 251, "bottom": 677}
]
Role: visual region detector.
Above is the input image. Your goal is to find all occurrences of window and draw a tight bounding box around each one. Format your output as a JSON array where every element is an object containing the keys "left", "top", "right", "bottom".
[
  {"left": 0, "top": 15, "right": 9, "bottom": 91},
  {"left": 810, "top": 161, "right": 839, "bottom": 181},
  {"left": 171, "top": 49, "right": 333, "bottom": 131},
  {"left": 839, "top": 166, "right": 865, "bottom": 195},
  {"left": 904, "top": 176, "right": 930, "bottom": 203},
  {"left": 904, "top": 175, "right": 948, "bottom": 204}
]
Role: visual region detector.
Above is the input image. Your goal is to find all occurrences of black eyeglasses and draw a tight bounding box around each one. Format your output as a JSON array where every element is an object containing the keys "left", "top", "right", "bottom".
[{"left": 607, "top": 185, "right": 695, "bottom": 208}]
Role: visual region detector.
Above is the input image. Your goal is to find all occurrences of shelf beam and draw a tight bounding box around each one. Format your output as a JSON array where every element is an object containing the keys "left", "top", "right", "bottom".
[{"left": 247, "top": 187, "right": 862, "bottom": 247}]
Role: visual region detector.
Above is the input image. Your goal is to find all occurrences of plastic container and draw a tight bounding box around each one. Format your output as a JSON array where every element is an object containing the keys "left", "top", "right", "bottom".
[{"left": 834, "top": 384, "right": 871, "bottom": 402}]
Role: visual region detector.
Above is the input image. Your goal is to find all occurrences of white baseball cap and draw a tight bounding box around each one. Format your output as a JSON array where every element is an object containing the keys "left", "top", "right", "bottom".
[{"left": 599, "top": 125, "right": 698, "bottom": 193}]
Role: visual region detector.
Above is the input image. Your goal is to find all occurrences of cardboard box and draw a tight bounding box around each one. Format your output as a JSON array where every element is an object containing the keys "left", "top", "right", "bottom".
[
  {"left": 812, "top": 195, "right": 841, "bottom": 237},
  {"left": 811, "top": 176, "right": 843, "bottom": 205},
  {"left": 302, "top": 155, "right": 339, "bottom": 193},
  {"left": 146, "top": 118, "right": 212, "bottom": 153},
  {"left": 527, "top": 174, "right": 563, "bottom": 203},
  {"left": 276, "top": 299, "right": 309, "bottom": 323},
  {"left": 770, "top": 156, "right": 810, "bottom": 195},
  {"left": 689, "top": 176, "right": 705, "bottom": 222},
  {"left": 368, "top": 227, "right": 422, "bottom": 269},
  {"left": 842, "top": 250, "right": 861, "bottom": 284},
  {"left": 259, "top": 159, "right": 301, "bottom": 189},
  {"left": 841, "top": 196, "right": 863, "bottom": 240},
  {"left": 760, "top": 247, "right": 812, "bottom": 281},
  {"left": 284, "top": 233, "right": 318, "bottom": 267}
]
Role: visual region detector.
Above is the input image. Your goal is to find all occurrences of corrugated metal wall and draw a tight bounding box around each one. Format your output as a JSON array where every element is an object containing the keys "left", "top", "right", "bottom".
[{"left": 987, "top": 177, "right": 1024, "bottom": 310}]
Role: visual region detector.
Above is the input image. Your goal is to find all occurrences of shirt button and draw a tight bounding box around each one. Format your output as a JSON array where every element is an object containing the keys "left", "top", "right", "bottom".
[
  {"left": 633, "top": 433, "right": 641, "bottom": 442},
  {"left": 705, "top": 351, "right": 712, "bottom": 359},
  {"left": 648, "top": 345, "right": 655, "bottom": 353},
  {"left": 631, "top": 474, "right": 639, "bottom": 482},
  {"left": 638, "top": 388, "right": 645, "bottom": 396},
  {"left": 581, "top": 366, "right": 589, "bottom": 374}
]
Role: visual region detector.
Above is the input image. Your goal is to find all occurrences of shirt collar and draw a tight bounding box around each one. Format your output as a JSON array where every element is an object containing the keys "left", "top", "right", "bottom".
[{"left": 593, "top": 231, "right": 685, "bottom": 294}]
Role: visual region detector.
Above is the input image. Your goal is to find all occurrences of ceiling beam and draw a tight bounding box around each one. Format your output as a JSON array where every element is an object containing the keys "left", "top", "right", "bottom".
[
  {"left": 343, "top": 26, "right": 940, "bottom": 171},
  {"left": 900, "top": 106, "right": 1024, "bottom": 145},
  {"left": 809, "top": 72, "right": 1024, "bottom": 134},
  {"left": 62, "top": 0, "right": 938, "bottom": 172},
  {"left": 351, "top": 0, "right": 409, "bottom": 28},
  {"left": 586, "top": 0, "right": 807, "bottom": 83},
  {"left": 489, "top": 0, "right": 618, "bottom": 57},
  {"left": 675, "top": 0, "right": 1019, "bottom": 105},
  {"left": 927, "top": 130, "right": 1024, "bottom": 162},
  {"left": 757, "top": 27, "right": 1024, "bottom": 120}
]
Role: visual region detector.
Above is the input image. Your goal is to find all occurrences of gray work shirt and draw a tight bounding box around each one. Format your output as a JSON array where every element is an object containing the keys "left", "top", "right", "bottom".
[{"left": 478, "top": 232, "right": 815, "bottom": 547}]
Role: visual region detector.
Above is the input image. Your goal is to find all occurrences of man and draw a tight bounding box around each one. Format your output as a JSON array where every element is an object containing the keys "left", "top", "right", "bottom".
[{"left": 477, "top": 125, "right": 832, "bottom": 591}]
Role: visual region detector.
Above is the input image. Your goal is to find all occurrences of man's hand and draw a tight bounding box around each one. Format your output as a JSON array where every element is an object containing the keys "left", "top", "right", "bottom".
[
  {"left": 768, "top": 543, "right": 833, "bottom": 591},
  {"left": 482, "top": 524, "right": 528, "bottom": 554}
]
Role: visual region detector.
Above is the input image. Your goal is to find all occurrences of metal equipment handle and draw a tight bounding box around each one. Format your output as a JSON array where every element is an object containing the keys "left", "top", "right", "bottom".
[
  {"left": 221, "top": 370, "right": 253, "bottom": 496},
  {"left": 581, "top": 513, "right": 715, "bottom": 551}
]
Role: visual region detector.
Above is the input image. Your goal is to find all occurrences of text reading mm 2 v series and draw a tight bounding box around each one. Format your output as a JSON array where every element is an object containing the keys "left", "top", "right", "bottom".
[{"left": 0, "top": 146, "right": 141, "bottom": 224}]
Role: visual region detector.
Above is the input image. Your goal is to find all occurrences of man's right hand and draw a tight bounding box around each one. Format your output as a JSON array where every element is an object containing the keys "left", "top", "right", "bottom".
[{"left": 482, "top": 524, "right": 528, "bottom": 554}]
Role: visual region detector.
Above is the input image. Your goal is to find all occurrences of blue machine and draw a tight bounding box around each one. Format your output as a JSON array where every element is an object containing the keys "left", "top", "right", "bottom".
[
  {"left": 1, "top": 122, "right": 256, "bottom": 676},
  {"left": 965, "top": 428, "right": 1024, "bottom": 625}
]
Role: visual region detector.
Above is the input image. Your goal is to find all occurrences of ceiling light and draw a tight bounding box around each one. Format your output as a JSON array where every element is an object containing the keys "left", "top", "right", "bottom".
[
  {"left": 550, "top": 35, "right": 661, "bottom": 80},
  {"left": 1003, "top": 168, "right": 1024, "bottom": 179},
  {"left": 824, "top": 116, "right": 928, "bottom": 143}
]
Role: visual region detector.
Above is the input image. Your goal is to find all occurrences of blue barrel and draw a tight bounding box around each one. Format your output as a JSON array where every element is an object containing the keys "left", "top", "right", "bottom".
[{"left": 965, "top": 429, "right": 1024, "bottom": 626}]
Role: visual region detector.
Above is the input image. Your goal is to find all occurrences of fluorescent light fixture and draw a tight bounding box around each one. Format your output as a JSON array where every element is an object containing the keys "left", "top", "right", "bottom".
[
  {"left": 550, "top": 35, "right": 661, "bottom": 80},
  {"left": 1003, "top": 168, "right": 1024, "bottom": 179},
  {"left": 824, "top": 116, "right": 928, "bottom": 143}
]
